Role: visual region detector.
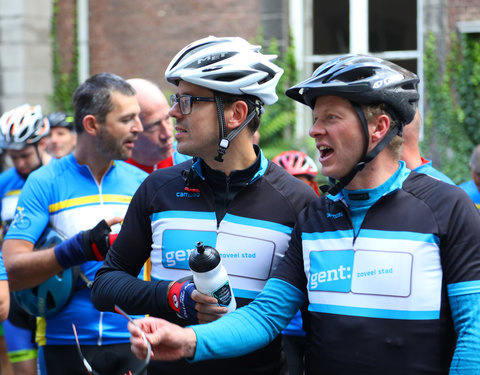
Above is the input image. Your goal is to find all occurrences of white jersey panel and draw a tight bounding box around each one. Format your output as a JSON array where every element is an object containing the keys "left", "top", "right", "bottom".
[
  {"left": 303, "top": 229, "right": 443, "bottom": 319},
  {"left": 150, "top": 211, "right": 292, "bottom": 298}
]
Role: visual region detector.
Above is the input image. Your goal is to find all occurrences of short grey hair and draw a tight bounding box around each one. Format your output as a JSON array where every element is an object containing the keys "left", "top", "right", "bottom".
[{"left": 470, "top": 145, "right": 480, "bottom": 175}]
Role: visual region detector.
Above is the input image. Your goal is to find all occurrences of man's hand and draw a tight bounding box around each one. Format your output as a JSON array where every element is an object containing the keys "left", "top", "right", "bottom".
[
  {"left": 168, "top": 276, "right": 228, "bottom": 324},
  {"left": 54, "top": 217, "right": 122, "bottom": 269},
  {"left": 129, "top": 317, "right": 197, "bottom": 361}
]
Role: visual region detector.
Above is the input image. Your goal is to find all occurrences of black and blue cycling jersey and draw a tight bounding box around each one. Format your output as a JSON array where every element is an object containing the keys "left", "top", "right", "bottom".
[
  {"left": 92, "top": 147, "right": 318, "bottom": 374},
  {"left": 191, "top": 162, "right": 480, "bottom": 374}
]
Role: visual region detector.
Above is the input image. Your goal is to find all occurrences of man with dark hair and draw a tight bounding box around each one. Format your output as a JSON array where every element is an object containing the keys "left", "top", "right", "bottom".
[
  {"left": 3, "top": 73, "right": 148, "bottom": 374},
  {"left": 127, "top": 55, "right": 480, "bottom": 374},
  {"left": 91, "top": 37, "right": 317, "bottom": 375}
]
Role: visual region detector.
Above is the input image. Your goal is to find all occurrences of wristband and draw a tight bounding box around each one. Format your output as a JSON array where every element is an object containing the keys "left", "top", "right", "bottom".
[{"left": 54, "top": 232, "right": 87, "bottom": 269}]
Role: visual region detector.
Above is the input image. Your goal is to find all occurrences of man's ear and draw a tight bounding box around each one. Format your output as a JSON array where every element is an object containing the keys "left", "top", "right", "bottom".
[
  {"left": 82, "top": 114, "right": 99, "bottom": 135},
  {"left": 370, "top": 114, "right": 390, "bottom": 144},
  {"left": 226, "top": 100, "right": 249, "bottom": 130}
]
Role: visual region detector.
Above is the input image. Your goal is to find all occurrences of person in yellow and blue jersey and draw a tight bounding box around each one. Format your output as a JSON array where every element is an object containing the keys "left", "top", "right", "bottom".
[{"left": 2, "top": 73, "right": 148, "bottom": 375}]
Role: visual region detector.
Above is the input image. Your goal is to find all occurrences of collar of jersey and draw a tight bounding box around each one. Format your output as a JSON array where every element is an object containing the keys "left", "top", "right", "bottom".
[
  {"left": 328, "top": 160, "right": 410, "bottom": 207},
  {"left": 191, "top": 145, "right": 268, "bottom": 184}
]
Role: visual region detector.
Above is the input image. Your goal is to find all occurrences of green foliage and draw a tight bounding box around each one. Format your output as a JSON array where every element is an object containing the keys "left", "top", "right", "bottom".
[
  {"left": 252, "top": 30, "right": 323, "bottom": 183},
  {"left": 254, "top": 32, "right": 311, "bottom": 159},
  {"left": 423, "top": 32, "right": 480, "bottom": 184},
  {"left": 49, "top": 0, "right": 78, "bottom": 114}
]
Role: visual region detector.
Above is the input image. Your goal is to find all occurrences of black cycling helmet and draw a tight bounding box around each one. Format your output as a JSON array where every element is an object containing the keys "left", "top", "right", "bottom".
[
  {"left": 286, "top": 54, "right": 420, "bottom": 195},
  {"left": 47, "top": 112, "right": 75, "bottom": 131}
]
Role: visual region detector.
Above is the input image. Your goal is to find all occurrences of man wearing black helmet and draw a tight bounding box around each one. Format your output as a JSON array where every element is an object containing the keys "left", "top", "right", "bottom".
[
  {"left": 126, "top": 54, "right": 480, "bottom": 374},
  {"left": 45, "top": 112, "right": 77, "bottom": 158},
  {"left": 91, "top": 36, "right": 317, "bottom": 374}
]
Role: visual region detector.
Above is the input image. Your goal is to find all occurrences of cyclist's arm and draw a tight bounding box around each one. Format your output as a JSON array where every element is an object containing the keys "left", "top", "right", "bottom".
[
  {"left": 448, "top": 283, "right": 480, "bottom": 373},
  {"left": 92, "top": 251, "right": 171, "bottom": 315},
  {"left": 0, "top": 255, "right": 8, "bottom": 321},
  {"left": 2, "top": 239, "right": 63, "bottom": 290},
  {"left": 191, "top": 278, "right": 305, "bottom": 361}
]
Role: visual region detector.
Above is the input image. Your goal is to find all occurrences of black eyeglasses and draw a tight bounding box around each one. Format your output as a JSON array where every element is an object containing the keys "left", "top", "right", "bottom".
[
  {"left": 170, "top": 94, "right": 215, "bottom": 115},
  {"left": 72, "top": 305, "right": 151, "bottom": 375}
]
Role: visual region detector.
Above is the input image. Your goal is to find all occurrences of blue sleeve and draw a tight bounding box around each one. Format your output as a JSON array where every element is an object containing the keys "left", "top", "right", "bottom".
[
  {"left": 4, "top": 172, "right": 50, "bottom": 243},
  {"left": 0, "top": 254, "right": 7, "bottom": 280},
  {"left": 191, "top": 278, "right": 305, "bottom": 362},
  {"left": 448, "top": 281, "right": 480, "bottom": 374}
]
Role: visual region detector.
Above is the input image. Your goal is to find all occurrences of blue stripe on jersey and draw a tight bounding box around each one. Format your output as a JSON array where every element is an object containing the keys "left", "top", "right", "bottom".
[
  {"left": 303, "top": 229, "right": 439, "bottom": 244},
  {"left": 309, "top": 303, "right": 440, "bottom": 320},
  {"left": 448, "top": 280, "right": 480, "bottom": 296},
  {"left": 0, "top": 254, "right": 7, "bottom": 280},
  {"left": 192, "top": 278, "right": 305, "bottom": 362},
  {"left": 303, "top": 230, "right": 352, "bottom": 241},
  {"left": 233, "top": 288, "right": 260, "bottom": 299},
  {"left": 150, "top": 210, "right": 216, "bottom": 222},
  {"left": 360, "top": 229, "right": 440, "bottom": 244},
  {"left": 224, "top": 213, "right": 293, "bottom": 234}
]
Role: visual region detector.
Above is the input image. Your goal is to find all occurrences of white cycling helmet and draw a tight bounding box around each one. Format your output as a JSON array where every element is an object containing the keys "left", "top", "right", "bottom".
[
  {"left": 166, "top": 36, "right": 283, "bottom": 105},
  {"left": 166, "top": 36, "right": 283, "bottom": 162},
  {"left": 0, "top": 104, "right": 50, "bottom": 150}
]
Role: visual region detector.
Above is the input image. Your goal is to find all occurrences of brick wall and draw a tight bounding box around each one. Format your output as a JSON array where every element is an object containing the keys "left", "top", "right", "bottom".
[
  {"left": 88, "top": 0, "right": 262, "bottom": 93},
  {"left": 447, "top": 0, "right": 480, "bottom": 31}
]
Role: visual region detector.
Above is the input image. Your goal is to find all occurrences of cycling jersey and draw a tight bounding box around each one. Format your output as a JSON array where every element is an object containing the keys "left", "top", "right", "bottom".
[
  {"left": 0, "top": 167, "right": 25, "bottom": 237},
  {"left": 191, "top": 162, "right": 480, "bottom": 374},
  {"left": 414, "top": 157, "right": 455, "bottom": 185},
  {"left": 5, "top": 153, "right": 147, "bottom": 346},
  {"left": 0, "top": 254, "right": 6, "bottom": 280},
  {"left": 459, "top": 179, "right": 480, "bottom": 208},
  {"left": 0, "top": 166, "right": 38, "bottom": 361},
  {"left": 92, "top": 147, "right": 318, "bottom": 374}
]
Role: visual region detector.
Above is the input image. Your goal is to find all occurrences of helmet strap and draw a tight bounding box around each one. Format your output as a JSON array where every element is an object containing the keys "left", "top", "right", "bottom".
[
  {"left": 320, "top": 103, "right": 400, "bottom": 196},
  {"left": 214, "top": 94, "right": 263, "bottom": 162},
  {"left": 34, "top": 143, "right": 44, "bottom": 169}
]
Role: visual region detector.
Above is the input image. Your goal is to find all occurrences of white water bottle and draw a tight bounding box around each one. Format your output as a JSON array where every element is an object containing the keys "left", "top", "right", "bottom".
[{"left": 189, "top": 241, "right": 236, "bottom": 313}]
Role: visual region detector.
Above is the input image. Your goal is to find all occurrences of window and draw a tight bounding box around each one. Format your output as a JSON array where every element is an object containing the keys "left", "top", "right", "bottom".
[{"left": 291, "top": 0, "right": 421, "bottom": 136}]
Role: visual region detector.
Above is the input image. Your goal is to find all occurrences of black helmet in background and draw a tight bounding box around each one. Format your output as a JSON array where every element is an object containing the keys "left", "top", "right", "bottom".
[{"left": 47, "top": 112, "right": 75, "bottom": 132}]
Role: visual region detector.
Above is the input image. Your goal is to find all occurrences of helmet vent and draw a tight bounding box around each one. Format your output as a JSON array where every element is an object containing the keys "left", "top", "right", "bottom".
[
  {"left": 46, "top": 291, "right": 56, "bottom": 309},
  {"left": 337, "top": 67, "right": 375, "bottom": 83}
]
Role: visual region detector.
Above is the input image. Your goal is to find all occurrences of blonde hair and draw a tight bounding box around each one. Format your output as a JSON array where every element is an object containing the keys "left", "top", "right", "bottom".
[{"left": 362, "top": 104, "right": 404, "bottom": 159}]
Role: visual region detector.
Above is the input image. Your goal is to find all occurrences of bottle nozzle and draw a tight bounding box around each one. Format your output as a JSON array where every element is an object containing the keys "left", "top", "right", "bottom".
[{"left": 196, "top": 241, "right": 205, "bottom": 254}]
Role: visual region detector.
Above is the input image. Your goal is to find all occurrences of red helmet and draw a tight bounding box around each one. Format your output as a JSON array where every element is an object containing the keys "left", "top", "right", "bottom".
[{"left": 273, "top": 150, "right": 318, "bottom": 177}]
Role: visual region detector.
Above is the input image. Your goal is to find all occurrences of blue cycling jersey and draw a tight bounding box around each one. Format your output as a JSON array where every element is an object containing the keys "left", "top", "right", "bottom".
[
  {"left": 0, "top": 167, "right": 25, "bottom": 235},
  {"left": 0, "top": 253, "right": 6, "bottom": 280},
  {"left": 459, "top": 180, "right": 480, "bottom": 209},
  {"left": 414, "top": 158, "right": 455, "bottom": 185},
  {"left": 5, "top": 154, "right": 147, "bottom": 346}
]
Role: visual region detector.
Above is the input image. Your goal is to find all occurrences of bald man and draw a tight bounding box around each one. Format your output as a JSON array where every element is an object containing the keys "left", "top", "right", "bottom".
[
  {"left": 401, "top": 109, "right": 455, "bottom": 184},
  {"left": 126, "top": 78, "right": 190, "bottom": 173}
]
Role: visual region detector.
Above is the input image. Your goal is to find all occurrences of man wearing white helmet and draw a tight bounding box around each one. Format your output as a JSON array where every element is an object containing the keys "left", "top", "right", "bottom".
[
  {"left": 91, "top": 36, "right": 317, "bottom": 374},
  {"left": 0, "top": 104, "right": 51, "bottom": 375},
  {"left": 126, "top": 55, "right": 480, "bottom": 374}
]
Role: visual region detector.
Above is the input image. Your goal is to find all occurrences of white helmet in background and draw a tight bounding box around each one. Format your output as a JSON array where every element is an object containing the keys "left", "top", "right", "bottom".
[{"left": 0, "top": 104, "right": 50, "bottom": 150}]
